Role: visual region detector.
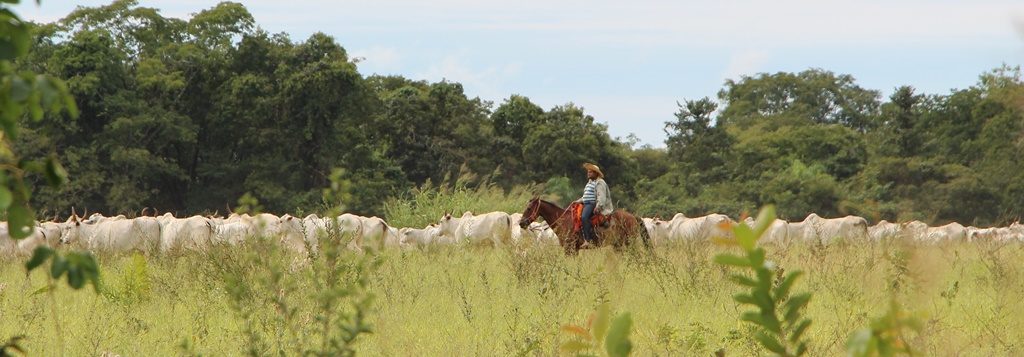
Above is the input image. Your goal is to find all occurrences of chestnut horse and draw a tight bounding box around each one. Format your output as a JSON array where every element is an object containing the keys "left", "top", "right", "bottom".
[{"left": 517, "top": 198, "right": 650, "bottom": 254}]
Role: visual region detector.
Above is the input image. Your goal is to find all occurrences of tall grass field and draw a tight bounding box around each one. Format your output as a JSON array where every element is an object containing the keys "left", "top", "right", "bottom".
[{"left": 1, "top": 181, "right": 1022, "bottom": 355}]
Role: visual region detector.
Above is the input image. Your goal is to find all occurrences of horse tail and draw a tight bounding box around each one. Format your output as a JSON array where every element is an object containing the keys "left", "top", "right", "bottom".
[{"left": 636, "top": 216, "right": 651, "bottom": 248}]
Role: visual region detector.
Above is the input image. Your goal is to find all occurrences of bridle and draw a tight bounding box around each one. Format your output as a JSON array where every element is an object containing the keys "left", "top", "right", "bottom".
[
  {"left": 525, "top": 199, "right": 574, "bottom": 228},
  {"left": 525, "top": 199, "right": 542, "bottom": 222}
]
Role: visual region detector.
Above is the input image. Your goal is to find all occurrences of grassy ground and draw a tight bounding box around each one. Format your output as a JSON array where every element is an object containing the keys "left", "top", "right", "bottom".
[{"left": 2, "top": 237, "right": 1023, "bottom": 356}]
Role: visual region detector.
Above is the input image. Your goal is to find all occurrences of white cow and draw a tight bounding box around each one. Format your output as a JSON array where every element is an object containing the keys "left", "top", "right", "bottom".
[
  {"left": 158, "top": 215, "right": 215, "bottom": 252},
  {"left": 325, "top": 213, "right": 393, "bottom": 250},
  {"left": 357, "top": 216, "right": 391, "bottom": 249},
  {"left": 967, "top": 226, "right": 1021, "bottom": 242},
  {"left": 868, "top": 220, "right": 902, "bottom": 241},
  {"left": 438, "top": 211, "right": 513, "bottom": 246},
  {"left": 742, "top": 217, "right": 789, "bottom": 243},
  {"left": 12, "top": 222, "right": 64, "bottom": 255},
  {"left": 0, "top": 222, "right": 56, "bottom": 256},
  {"left": 791, "top": 213, "right": 868, "bottom": 243},
  {"left": 922, "top": 222, "right": 967, "bottom": 243},
  {"left": 524, "top": 222, "right": 558, "bottom": 245},
  {"left": 901, "top": 221, "right": 930, "bottom": 241},
  {"left": 646, "top": 217, "right": 678, "bottom": 246},
  {"left": 278, "top": 214, "right": 313, "bottom": 253},
  {"left": 399, "top": 224, "right": 441, "bottom": 248},
  {"left": 383, "top": 225, "right": 402, "bottom": 249},
  {"left": 668, "top": 214, "right": 734, "bottom": 242},
  {"left": 62, "top": 216, "right": 161, "bottom": 253},
  {"left": 84, "top": 213, "right": 126, "bottom": 224},
  {"left": 214, "top": 220, "right": 254, "bottom": 245}
]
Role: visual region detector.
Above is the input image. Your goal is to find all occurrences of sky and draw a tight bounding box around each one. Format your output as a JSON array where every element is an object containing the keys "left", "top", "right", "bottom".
[{"left": 14, "top": 0, "right": 1024, "bottom": 147}]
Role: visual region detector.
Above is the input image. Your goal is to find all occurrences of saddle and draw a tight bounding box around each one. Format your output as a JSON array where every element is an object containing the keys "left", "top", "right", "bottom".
[{"left": 570, "top": 202, "right": 610, "bottom": 234}]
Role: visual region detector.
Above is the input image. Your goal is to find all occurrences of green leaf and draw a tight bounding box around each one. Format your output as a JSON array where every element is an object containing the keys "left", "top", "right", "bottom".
[
  {"left": 63, "top": 251, "right": 100, "bottom": 292},
  {"left": 714, "top": 253, "right": 750, "bottom": 268},
  {"left": 733, "top": 292, "right": 757, "bottom": 306},
  {"left": 604, "top": 313, "right": 633, "bottom": 357},
  {"left": 756, "top": 268, "right": 773, "bottom": 294},
  {"left": 784, "top": 293, "right": 813, "bottom": 325},
  {"left": 790, "top": 319, "right": 812, "bottom": 343},
  {"left": 754, "top": 331, "right": 787, "bottom": 354},
  {"left": 67, "top": 265, "right": 84, "bottom": 289},
  {"left": 741, "top": 311, "right": 766, "bottom": 329},
  {"left": 592, "top": 302, "right": 611, "bottom": 344},
  {"left": 774, "top": 270, "right": 803, "bottom": 300},
  {"left": 749, "top": 248, "right": 766, "bottom": 268},
  {"left": 7, "top": 202, "right": 34, "bottom": 240},
  {"left": 0, "top": 113, "right": 17, "bottom": 140},
  {"left": 49, "top": 254, "right": 67, "bottom": 279},
  {"left": 44, "top": 156, "right": 68, "bottom": 187},
  {"left": 27, "top": 91, "right": 42, "bottom": 120},
  {"left": 0, "top": 185, "right": 11, "bottom": 210},
  {"left": 52, "top": 77, "right": 79, "bottom": 118},
  {"left": 24, "top": 246, "right": 52, "bottom": 272},
  {"left": 743, "top": 311, "right": 782, "bottom": 334},
  {"left": 733, "top": 223, "right": 756, "bottom": 251},
  {"left": 729, "top": 273, "right": 757, "bottom": 287},
  {"left": 36, "top": 74, "right": 57, "bottom": 110},
  {"left": 751, "top": 205, "right": 776, "bottom": 240},
  {"left": 9, "top": 75, "right": 30, "bottom": 102},
  {"left": 796, "top": 342, "right": 808, "bottom": 356},
  {"left": 752, "top": 288, "right": 774, "bottom": 314}
]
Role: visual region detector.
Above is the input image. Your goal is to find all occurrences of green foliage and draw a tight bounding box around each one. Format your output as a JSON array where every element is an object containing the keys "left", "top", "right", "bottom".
[
  {"left": 760, "top": 160, "right": 844, "bottom": 220},
  {"left": 25, "top": 246, "right": 101, "bottom": 292},
  {"left": 204, "top": 164, "right": 377, "bottom": 356},
  {"left": 0, "top": 335, "right": 26, "bottom": 357},
  {"left": 664, "top": 97, "right": 731, "bottom": 182},
  {"left": 559, "top": 302, "right": 634, "bottom": 357},
  {"left": 382, "top": 167, "right": 539, "bottom": 229},
  {"left": 102, "top": 253, "right": 152, "bottom": 305},
  {"left": 715, "top": 206, "right": 813, "bottom": 356},
  {"left": 846, "top": 300, "right": 922, "bottom": 357},
  {"left": 0, "top": 0, "right": 75, "bottom": 239}
]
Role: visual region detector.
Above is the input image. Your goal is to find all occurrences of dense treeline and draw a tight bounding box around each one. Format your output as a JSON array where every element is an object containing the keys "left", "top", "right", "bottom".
[{"left": 15, "top": 1, "right": 1024, "bottom": 226}]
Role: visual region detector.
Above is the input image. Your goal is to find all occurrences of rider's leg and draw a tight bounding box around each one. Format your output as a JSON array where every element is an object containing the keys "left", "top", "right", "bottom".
[{"left": 582, "top": 202, "right": 596, "bottom": 243}]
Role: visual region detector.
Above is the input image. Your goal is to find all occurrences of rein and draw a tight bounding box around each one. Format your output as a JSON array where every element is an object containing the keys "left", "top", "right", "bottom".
[{"left": 527, "top": 199, "right": 573, "bottom": 228}]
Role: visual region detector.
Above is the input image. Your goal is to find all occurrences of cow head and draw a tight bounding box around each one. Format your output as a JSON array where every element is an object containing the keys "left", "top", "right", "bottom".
[{"left": 59, "top": 216, "right": 82, "bottom": 245}]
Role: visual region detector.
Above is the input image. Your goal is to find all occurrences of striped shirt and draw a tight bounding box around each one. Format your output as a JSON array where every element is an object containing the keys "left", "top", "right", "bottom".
[{"left": 582, "top": 180, "right": 597, "bottom": 203}]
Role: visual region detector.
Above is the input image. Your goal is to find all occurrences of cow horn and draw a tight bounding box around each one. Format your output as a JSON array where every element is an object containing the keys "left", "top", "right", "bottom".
[
  {"left": 71, "top": 206, "right": 77, "bottom": 218},
  {"left": 141, "top": 207, "right": 150, "bottom": 217}
]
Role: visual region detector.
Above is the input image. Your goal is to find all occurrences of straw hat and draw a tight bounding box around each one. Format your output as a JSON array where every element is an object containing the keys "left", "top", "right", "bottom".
[{"left": 582, "top": 163, "right": 604, "bottom": 178}]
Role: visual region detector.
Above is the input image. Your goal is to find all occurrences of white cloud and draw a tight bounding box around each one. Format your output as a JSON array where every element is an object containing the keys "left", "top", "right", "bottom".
[
  {"left": 533, "top": 94, "right": 681, "bottom": 148},
  {"left": 350, "top": 46, "right": 402, "bottom": 73},
  {"left": 417, "top": 55, "right": 523, "bottom": 101},
  {"left": 722, "top": 50, "right": 770, "bottom": 82}
]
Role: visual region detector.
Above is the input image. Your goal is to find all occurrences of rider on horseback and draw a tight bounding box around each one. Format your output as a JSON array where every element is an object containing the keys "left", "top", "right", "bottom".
[{"left": 575, "top": 163, "right": 614, "bottom": 244}]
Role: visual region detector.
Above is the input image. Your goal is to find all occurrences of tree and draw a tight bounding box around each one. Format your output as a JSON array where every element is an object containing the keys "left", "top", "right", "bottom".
[
  {"left": 874, "top": 86, "right": 923, "bottom": 157},
  {"left": 491, "top": 94, "right": 544, "bottom": 185},
  {"left": 664, "top": 97, "right": 732, "bottom": 182},
  {"left": 717, "top": 69, "right": 881, "bottom": 131}
]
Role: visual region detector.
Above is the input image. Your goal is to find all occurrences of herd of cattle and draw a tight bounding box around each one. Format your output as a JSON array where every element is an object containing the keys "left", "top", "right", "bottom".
[{"left": 0, "top": 210, "right": 1021, "bottom": 256}]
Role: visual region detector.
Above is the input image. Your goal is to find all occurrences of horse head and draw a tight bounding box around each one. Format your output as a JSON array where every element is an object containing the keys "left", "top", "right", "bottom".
[{"left": 519, "top": 197, "right": 542, "bottom": 229}]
